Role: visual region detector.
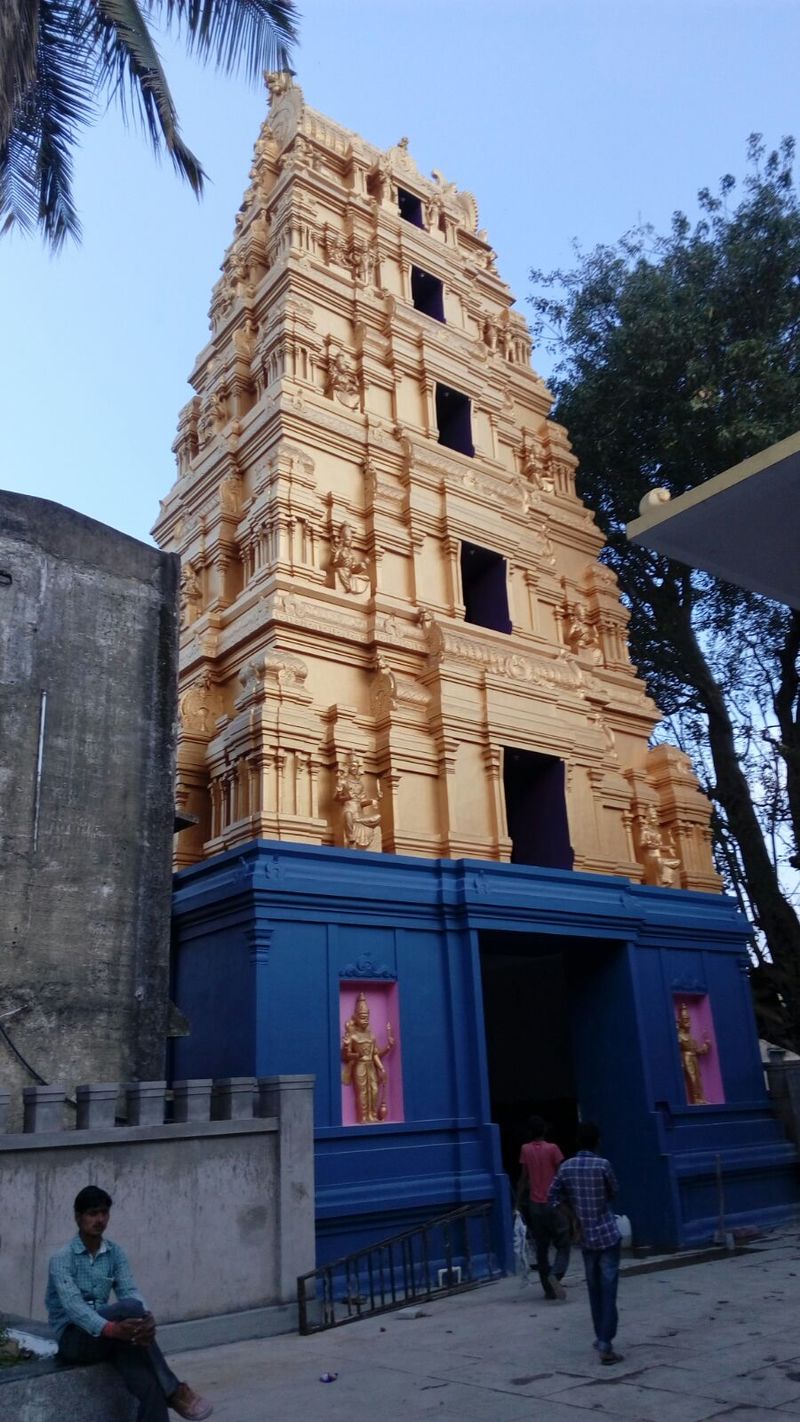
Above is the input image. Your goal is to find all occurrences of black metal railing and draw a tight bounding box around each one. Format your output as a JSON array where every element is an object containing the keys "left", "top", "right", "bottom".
[{"left": 297, "top": 1201, "right": 500, "bottom": 1334}]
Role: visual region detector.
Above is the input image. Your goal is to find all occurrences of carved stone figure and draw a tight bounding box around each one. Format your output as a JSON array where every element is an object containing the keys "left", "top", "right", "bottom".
[
  {"left": 325, "top": 348, "right": 360, "bottom": 409},
  {"left": 331, "top": 522, "right": 369, "bottom": 594},
  {"left": 265, "top": 70, "right": 293, "bottom": 103},
  {"left": 219, "top": 472, "right": 241, "bottom": 515},
  {"left": 639, "top": 806, "right": 681, "bottom": 887},
  {"left": 565, "top": 602, "right": 603, "bottom": 665},
  {"left": 676, "top": 1001, "right": 710, "bottom": 1104},
  {"left": 179, "top": 561, "right": 202, "bottom": 627},
  {"left": 335, "top": 752, "right": 382, "bottom": 848},
  {"left": 521, "top": 433, "right": 554, "bottom": 493},
  {"left": 179, "top": 671, "right": 215, "bottom": 734},
  {"left": 341, "top": 991, "right": 394, "bottom": 1123}
]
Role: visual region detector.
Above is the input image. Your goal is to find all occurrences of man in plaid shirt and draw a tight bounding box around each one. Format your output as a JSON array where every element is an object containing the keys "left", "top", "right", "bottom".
[
  {"left": 46, "top": 1185, "right": 213, "bottom": 1420},
  {"left": 548, "top": 1122, "right": 623, "bottom": 1364}
]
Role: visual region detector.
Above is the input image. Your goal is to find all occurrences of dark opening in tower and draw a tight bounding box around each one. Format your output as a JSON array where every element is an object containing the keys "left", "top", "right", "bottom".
[
  {"left": 461, "top": 542, "right": 511, "bottom": 633},
  {"left": 436, "top": 384, "right": 474, "bottom": 456},
  {"left": 503, "top": 748, "right": 574, "bottom": 869},
  {"left": 398, "top": 188, "right": 425, "bottom": 227},
  {"left": 411, "top": 267, "right": 445, "bottom": 322}
]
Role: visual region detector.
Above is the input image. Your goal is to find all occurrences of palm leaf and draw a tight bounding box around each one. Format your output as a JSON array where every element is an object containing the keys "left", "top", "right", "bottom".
[
  {"left": 0, "top": 0, "right": 92, "bottom": 246},
  {"left": 0, "top": 0, "right": 40, "bottom": 147},
  {"left": 91, "top": 0, "right": 205, "bottom": 192},
  {"left": 151, "top": 0, "right": 298, "bottom": 80}
]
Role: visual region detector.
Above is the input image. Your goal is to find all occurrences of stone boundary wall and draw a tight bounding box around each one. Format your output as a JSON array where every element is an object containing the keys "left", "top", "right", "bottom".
[
  {"left": 0, "top": 1075, "right": 314, "bottom": 1324},
  {"left": 766, "top": 1055, "right": 800, "bottom": 1145}
]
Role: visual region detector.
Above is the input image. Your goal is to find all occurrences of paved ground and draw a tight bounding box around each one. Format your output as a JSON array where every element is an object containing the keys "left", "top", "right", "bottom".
[{"left": 170, "top": 1227, "right": 800, "bottom": 1422}]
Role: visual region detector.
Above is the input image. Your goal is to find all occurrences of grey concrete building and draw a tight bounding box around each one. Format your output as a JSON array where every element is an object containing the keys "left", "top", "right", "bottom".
[{"left": 0, "top": 493, "right": 179, "bottom": 1109}]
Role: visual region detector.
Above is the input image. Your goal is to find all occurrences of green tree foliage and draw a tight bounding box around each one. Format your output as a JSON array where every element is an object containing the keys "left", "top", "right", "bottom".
[
  {"left": 530, "top": 136, "right": 800, "bottom": 1047},
  {"left": 0, "top": 0, "right": 298, "bottom": 249}
]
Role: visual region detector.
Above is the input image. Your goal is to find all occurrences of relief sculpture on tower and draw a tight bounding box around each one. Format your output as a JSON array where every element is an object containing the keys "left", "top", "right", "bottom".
[{"left": 335, "top": 753, "right": 382, "bottom": 849}]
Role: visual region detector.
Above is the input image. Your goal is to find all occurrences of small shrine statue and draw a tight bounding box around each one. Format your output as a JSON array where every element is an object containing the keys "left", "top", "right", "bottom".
[
  {"left": 335, "top": 752, "right": 382, "bottom": 849},
  {"left": 565, "top": 601, "right": 603, "bottom": 665},
  {"left": 341, "top": 991, "right": 394, "bottom": 1123},
  {"left": 179, "top": 561, "right": 202, "bottom": 627},
  {"left": 676, "top": 1001, "right": 711, "bottom": 1105},
  {"left": 639, "top": 805, "right": 681, "bottom": 887},
  {"left": 331, "top": 522, "right": 369, "bottom": 594}
]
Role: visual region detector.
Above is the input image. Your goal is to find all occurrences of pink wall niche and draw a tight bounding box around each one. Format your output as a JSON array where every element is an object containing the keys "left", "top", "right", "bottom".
[
  {"left": 673, "top": 994, "right": 725, "bottom": 1105},
  {"left": 339, "top": 983, "right": 404, "bottom": 1126}
]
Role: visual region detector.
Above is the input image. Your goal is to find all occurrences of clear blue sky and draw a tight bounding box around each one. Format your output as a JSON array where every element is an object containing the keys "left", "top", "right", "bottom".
[{"left": 1, "top": 0, "right": 798, "bottom": 544}]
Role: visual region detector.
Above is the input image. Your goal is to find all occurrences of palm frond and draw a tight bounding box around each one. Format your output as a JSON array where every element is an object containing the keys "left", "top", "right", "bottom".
[
  {"left": 152, "top": 0, "right": 298, "bottom": 80},
  {"left": 0, "top": 0, "right": 92, "bottom": 247},
  {"left": 91, "top": 0, "right": 205, "bottom": 192},
  {"left": 0, "top": 0, "right": 41, "bottom": 147}
]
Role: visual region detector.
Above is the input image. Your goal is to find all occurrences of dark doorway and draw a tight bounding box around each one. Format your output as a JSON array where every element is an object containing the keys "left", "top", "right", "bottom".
[
  {"left": 503, "top": 748, "right": 573, "bottom": 869},
  {"left": 411, "top": 267, "right": 445, "bottom": 322},
  {"left": 479, "top": 929, "right": 645, "bottom": 1247},
  {"left": 461, "top": 542, "right": 511, "bottom": 633},
  {"left": 398, "top": 187, "right": 425, "bottom": 227},
  {"left": 435, "top": 384, "right": 474, "bottom": 456},
  {"left": 479, "top": 932, "right": 578, "bottom": 1185}
]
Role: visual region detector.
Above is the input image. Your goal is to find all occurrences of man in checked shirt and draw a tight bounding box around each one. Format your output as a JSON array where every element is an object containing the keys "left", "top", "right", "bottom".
[
  {"left": 548, "top": 1122, "right": 624, "bottom": 1365},
  {"left": 45, "top": 1185, "right": 213, "bottom": 1420}
]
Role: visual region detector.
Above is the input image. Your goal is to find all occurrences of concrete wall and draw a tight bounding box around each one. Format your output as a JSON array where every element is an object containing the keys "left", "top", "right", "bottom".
[
  {"left": 0, "top": 493, "right": 179, "bottom": 1104},
  {"left": 0, "top": 1075, "right": 315, "bottom": 1323}
]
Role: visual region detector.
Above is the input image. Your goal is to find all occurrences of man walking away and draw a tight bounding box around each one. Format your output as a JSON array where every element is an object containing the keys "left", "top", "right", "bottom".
[
  {"left": 548, "top": 1122, "right": 623, "bottom": 1364},
  {"left": 46, "top": 1185, "right": 213, "bottom": 1420},
  {"left": 515, "top": 1114, "right": 570, "bottom": 1300}
]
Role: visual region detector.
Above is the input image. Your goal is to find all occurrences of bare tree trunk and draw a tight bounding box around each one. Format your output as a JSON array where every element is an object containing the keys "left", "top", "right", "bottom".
[
  {"left": 774, "top": 609, "right": 800, "bottom": 863},
  {"left": 672, "top": 593, "right": 800, "bottom": 1047}
]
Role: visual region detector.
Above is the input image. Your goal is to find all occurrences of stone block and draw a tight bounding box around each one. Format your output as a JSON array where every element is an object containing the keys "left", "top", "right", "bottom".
[
  {"left": 22, "top": 1087, "right": 66, "bottom": 1133},
  {"left": 125, "top": 1081, "right": 166, "bottom": 1126},
  {"left": 0, "top": 1360, "right": 136, "bottom": 1422},
  {"left": 212, "top": 1077, "right": 256, "bottom": 1120},
  {"left": 75, "top": 1084, "right": 119, "bottom": 1130},
  {"left": 172, "top": 1078, "right": 213, "bottom": 1122}
]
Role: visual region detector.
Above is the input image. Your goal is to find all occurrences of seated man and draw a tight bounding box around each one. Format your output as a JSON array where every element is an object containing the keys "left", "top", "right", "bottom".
[{"left": 46, "top": 1185, "right": 212, "bottom": 1422}]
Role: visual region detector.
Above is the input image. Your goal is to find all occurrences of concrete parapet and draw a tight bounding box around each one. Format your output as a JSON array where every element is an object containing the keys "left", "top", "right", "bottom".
[
  {"left": 257, "top": 1075, "right": 316, "bottom": 1300},
  {"left": 767, "top": 1055, "right": 800, "bottom": 1145},
  {"left": 0, "top": 1074, "right": 315, "bottom": 1324}
]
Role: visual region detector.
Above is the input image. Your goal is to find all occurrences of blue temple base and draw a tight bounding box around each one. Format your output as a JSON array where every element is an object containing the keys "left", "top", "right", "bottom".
[{"left": 171, "top": 841, "right": 799, "bottom": 1267}]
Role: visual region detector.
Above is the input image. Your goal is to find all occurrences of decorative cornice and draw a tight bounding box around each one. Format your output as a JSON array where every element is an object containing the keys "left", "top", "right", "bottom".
[{"left": 340, "top": 954, "right": 397, "bottom": 981}]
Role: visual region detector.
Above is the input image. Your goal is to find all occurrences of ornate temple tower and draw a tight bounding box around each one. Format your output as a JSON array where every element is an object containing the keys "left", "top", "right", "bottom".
[
  {"left": 154, "top": 73, "right": 717, "bottom": 893},
  {"left": 156, "top": 77, "right": 797, "bottom": 1265}
]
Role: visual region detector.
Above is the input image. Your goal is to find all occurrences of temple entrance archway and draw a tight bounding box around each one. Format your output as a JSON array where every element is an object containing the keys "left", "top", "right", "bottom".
[{"left": 478, "top": 929, "right": 624, "bottom": 1188}]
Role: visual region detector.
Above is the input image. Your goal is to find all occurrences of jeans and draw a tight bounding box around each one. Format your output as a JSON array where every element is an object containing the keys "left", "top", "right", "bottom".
[
  {"left": 581, "top": 1242, "right": 621, "bottom": 1351},
  {"left": 58, "top": 1299, "right": 180, "bottom": 1422},
  {"left": 524, "top": 1202, "right": 571, "bottom": 1296}
]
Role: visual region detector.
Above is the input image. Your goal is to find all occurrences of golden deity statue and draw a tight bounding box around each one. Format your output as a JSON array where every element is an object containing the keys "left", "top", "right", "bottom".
[
  {"left": 676, "top": 1001, "right": 711, "bottom": 1105},
  {"left": 639, "top": 805, "right": 681, "bottom": 888},
  {"left": 335, "top": 752, "right": 382, "bottom": 849},
  {"left": 341, "top": 991, "right": 395, "bottom": 1123}
]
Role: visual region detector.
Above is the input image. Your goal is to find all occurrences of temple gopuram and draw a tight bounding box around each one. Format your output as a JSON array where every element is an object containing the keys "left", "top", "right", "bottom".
[{"left": 154, "top": 74, "right": 797, "bottom": 1265}]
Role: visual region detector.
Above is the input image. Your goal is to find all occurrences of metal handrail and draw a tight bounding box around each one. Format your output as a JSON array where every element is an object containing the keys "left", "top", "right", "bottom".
[{"left": 297, "top": 1201, "right": 500, "bottom": 1334}]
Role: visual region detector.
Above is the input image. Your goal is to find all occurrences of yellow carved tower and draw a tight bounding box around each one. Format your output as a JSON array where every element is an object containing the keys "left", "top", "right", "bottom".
[{"left": 154, "top": 74, "right": 718, "bottom": 892}]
